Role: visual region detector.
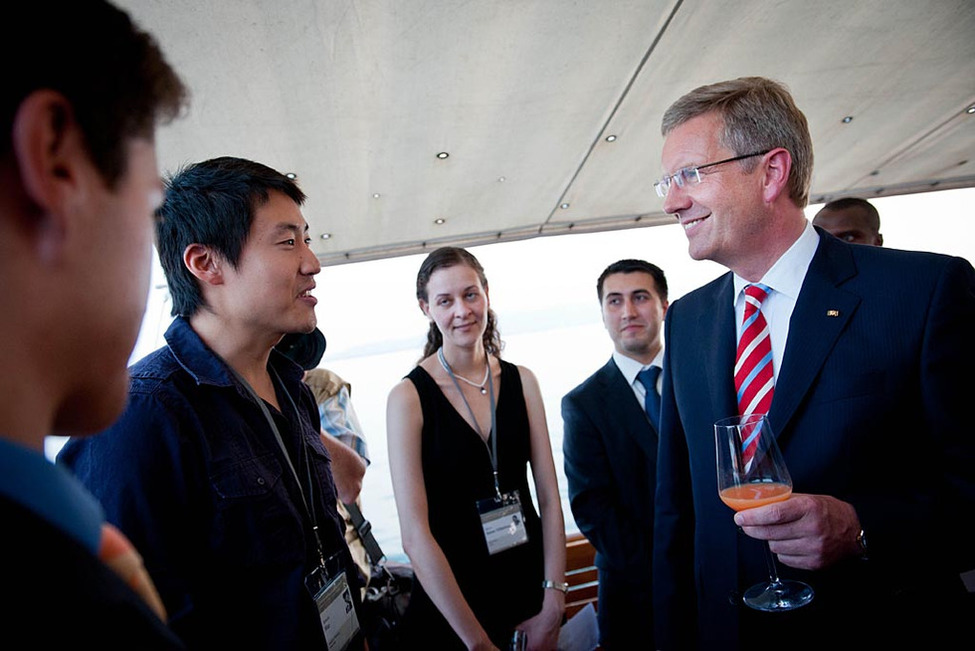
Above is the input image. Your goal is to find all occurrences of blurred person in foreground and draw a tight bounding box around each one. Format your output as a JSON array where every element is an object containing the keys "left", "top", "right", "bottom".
[
  {"left": 562, "top": 259, "right": 668, "bottom": 649},
  {"left": 812, "top": 196, "right": 883, "bottom": 246},
  {"left": 0, "top": 0, "right": 186, "bottom": 644},
  {"left": 387, "top": 246, "right": 566, "bottom": 650},
  {"left": 59, "top": 157, "right": 365, "bottom": 650},
  {"left": 652, "top": 76, "right": 974, "bottom": 649}
]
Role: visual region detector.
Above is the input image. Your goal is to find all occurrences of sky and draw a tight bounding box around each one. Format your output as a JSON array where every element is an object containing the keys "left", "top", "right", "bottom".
[{"left": 47, "top": 187, "right": 975, "bottom": 560}]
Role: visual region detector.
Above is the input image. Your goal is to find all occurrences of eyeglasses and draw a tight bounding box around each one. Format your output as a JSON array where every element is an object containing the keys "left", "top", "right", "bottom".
[{"left": 653, "top": 150, "right": 770, "bottom": 198}]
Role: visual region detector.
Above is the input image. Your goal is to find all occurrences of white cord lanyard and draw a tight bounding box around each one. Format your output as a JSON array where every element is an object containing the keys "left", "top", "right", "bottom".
[{"left": 438, "top": 348, "right": 501, "bottom": 500}]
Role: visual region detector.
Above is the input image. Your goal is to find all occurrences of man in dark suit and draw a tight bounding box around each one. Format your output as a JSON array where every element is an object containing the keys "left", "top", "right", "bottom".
[
  {"left": 563, "top": 259, "right": 668, "bottom": 648},
  {"left": 0, "top": 1, "right": 186, "bottom": 645},
  {"left": 651, "top": 77, "right": 974, "bottom": 649}
]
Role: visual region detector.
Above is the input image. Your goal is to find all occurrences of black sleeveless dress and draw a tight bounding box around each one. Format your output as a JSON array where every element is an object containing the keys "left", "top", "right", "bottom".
[{"left": 396, "top": 360, "right": 545, "bottom": 649}]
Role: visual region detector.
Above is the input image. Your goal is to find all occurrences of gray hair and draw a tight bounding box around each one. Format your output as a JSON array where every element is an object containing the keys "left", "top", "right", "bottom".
[{"left": 662, "top": 77, "right": 813, "bottom": 208}]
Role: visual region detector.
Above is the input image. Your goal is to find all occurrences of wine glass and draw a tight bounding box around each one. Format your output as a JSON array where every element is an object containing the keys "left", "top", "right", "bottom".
[{"left": 714, "top": 413, "right": 814, "bottom": 611}]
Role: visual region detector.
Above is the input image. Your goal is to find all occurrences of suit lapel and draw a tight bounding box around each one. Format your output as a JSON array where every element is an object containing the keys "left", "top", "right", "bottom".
[
  {"left": 771, "top": 233, "right": 860, "bottom": 435},
  {"left": 598, "top": 358, "right": 657, "bottom": 458},
  {"left": 699, "top": 274, "right": 739, "bottom": 422},
  {"left": 686, "top": 275, "right": 742, "bottom": 576}
]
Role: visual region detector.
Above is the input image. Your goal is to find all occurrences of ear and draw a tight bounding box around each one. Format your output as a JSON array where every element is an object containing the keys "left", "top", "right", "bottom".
[
  {"left": 183, "top": 243, "right": 224, "bottom": 286},
  {"left": 10, "top": 90, "right": 96, "bottom": 262},
  {"left": 418, "top": 299, "right": 431, "bottom": 318},
  {"left": 12, "top": 90, "right": 93, "bottom": 216},
  {"left": 761, "top": 148, "right": 792, "bottom": 204}
]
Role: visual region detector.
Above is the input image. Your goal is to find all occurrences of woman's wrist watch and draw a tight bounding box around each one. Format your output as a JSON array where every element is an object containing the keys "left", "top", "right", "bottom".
[{"left": 542, "top": 580, "right": 569, "bottom": 594}]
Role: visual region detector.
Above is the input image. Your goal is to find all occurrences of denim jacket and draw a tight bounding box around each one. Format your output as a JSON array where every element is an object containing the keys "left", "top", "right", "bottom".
[{"left": 59, "top": 317, "right": 360, "bottom": 649}]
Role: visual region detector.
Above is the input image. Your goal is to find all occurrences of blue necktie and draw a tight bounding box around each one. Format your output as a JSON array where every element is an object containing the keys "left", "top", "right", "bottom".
[{"left": 637, "top": 366, "right": 662, "bottom": 430}]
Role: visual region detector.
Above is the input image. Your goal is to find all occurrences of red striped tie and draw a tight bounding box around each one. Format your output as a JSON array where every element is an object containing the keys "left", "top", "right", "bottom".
[
  {"left": 99, "top": 522, "right": 168, "bottom": 621},
  {"left": 735, "top": 284, "right": 774, "bottom": 463}
]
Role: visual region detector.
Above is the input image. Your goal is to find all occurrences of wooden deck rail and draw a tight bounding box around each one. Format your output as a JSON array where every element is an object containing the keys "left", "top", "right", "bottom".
[{"left": 565, "top": 531, "right": 598, "bottom": 619}]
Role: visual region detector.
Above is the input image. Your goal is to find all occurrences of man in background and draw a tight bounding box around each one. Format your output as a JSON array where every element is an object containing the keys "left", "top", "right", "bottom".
[
  {"left": 562, "top": 259, "right": 668, "bottom": 648},
  {"left": 812, "top": 196, "right": 883, "bottom": 246},
  {"left": 305, "top": 366, "right": 371, "bottom": 505},
  {"left": 0, "top": 0, "right": 186, "bottom": 644}
]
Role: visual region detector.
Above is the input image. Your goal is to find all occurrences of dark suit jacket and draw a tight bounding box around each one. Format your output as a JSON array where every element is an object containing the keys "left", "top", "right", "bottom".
[
  {"left": 1, "top": 496, "right": 185, "bottom": 648},
  {"left": 653, "top": 230, "right": 975, "bottom": 649},
  {"left": 563, "top": 358, "right": 657, "bottom": 647}
]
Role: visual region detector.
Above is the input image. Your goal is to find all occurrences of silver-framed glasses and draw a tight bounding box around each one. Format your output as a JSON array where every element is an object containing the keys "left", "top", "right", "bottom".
[{"left": 654, "top": 150, "right": 770, "bottom": 198}]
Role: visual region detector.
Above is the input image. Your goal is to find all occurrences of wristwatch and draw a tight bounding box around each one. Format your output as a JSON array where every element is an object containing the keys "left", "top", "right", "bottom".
[
  {"left": 855, "top": 528, "right": 869, "bottom": 559},
  {"left": 542, "top": 580, "right": 569, "bottom": 594}
]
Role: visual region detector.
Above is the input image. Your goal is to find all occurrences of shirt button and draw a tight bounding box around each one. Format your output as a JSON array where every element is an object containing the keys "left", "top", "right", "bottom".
[{"left": 257, "top": 477, "right": 266, "bottom": 486}]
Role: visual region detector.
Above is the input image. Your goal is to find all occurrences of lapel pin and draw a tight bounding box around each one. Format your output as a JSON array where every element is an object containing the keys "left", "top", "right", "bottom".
[{"left": 826, "top": 309, "right": 840, "bottom": 317}]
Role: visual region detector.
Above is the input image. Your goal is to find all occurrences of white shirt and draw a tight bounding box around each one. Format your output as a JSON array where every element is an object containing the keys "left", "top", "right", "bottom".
[
  {"left": 613, "top": 349, "right": 664, "bottom": 408},
  {"left": 733, "top": 221, "right": 820, "bottom": 381}
]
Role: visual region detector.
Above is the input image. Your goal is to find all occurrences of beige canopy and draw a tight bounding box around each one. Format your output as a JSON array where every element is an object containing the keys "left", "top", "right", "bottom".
[{"left": 119, "top": 0, "right": 975, "bottom": 266}]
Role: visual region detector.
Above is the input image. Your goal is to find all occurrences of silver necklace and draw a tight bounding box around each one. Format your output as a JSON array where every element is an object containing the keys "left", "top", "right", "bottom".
[{"left": 438, "top": 348, "right": 490, "bottom": 395}]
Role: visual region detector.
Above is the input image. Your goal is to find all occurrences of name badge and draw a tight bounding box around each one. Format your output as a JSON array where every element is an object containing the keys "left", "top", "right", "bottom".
[
  {"left": 476, "top": 489, "right": 528, "bottom": 555},
  {"left": 305, "top": 555, "right": 360, "bottom": 650}
]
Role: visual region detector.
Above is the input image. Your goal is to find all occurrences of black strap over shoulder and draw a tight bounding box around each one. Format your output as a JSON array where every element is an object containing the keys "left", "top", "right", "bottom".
[{"left": 343, "top": 500, "right": 386, "bottom": 568}]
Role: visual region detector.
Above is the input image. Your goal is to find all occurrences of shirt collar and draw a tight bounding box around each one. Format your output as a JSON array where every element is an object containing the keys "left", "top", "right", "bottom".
[
  {"left": 0, "top": 438, "right": 104, "bottom": 554},
  {"left": 164, "top": 316, "right": 306, "bottom": 389},
  {"left": 613, "top": 349, "right": 664, "bottom": 385},
  {"left": 733, "top": 220, "right": 819, "bottom": 302}
]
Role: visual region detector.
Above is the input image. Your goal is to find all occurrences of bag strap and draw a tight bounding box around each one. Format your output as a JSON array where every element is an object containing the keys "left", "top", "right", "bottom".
[{"left": 343, "top": 500, "right": 386, "bottom": 567}]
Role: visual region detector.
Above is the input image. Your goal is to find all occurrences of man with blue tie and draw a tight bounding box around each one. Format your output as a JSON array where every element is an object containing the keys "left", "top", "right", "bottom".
[
  {"left": 651, "top": 76, "right": 974, "bottom": 649},
  {"left": 562, "top": 259, "right": 668, "bottom": 649}
]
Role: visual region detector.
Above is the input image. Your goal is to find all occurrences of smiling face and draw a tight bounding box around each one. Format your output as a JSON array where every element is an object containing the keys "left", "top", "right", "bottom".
[
  {"left": 216, "top": 190, "right": 321, "bottom": 340},
  {"left": 661, "top": 112, "right": 770, "bottom": 269},
  {"left": 601, "top": 270, "right": 668, "bottom": 364},
  {"left": 419, "top": 263, "right": 489, "bottom": 350}
]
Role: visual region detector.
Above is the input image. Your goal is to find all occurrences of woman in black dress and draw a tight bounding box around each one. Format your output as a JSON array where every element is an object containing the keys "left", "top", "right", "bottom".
[{"left": 387, "top": 247, "right": 566, "bottom": 650}]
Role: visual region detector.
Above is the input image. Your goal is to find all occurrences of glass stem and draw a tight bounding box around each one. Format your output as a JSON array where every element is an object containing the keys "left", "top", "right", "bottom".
[{"left": 763, "top": 541, "right": 782, "bottom": 585}]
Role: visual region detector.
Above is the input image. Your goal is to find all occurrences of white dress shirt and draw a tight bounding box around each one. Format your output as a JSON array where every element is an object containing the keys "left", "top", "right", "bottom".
[
  {"left": 733, "top": 221, "right": 820, "bottom": 381},
  {"left": 613, "top": 349, "right": 665, "bottom": 408}
]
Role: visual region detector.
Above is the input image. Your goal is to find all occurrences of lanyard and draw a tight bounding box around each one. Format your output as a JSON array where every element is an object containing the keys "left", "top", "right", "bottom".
[
  {"left": 438, "top": 348, "right": 501, "bottom": 500},
  {"left": 228, "top": 364, "right": 327, "bottom": 567}
]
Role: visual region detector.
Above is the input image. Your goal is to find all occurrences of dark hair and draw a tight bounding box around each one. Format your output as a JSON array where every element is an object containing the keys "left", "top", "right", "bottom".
[
  {"left": 415, "top": 247, "right": 503, "bottom": 361},
  {"left": 817, "top": 197, "right": 881, "bottom": 231},
  {"left": 156, "top": 156, "right": 307, "bottom": 317},
  {"left": 596, "top": 259, "right": 668, "bottom": 302},
  {"left": 662, "top": 77, "right": 813, "bottom": 208},
  {"left": 2, "top": 0, "right": 187, "bottom": 188}
]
